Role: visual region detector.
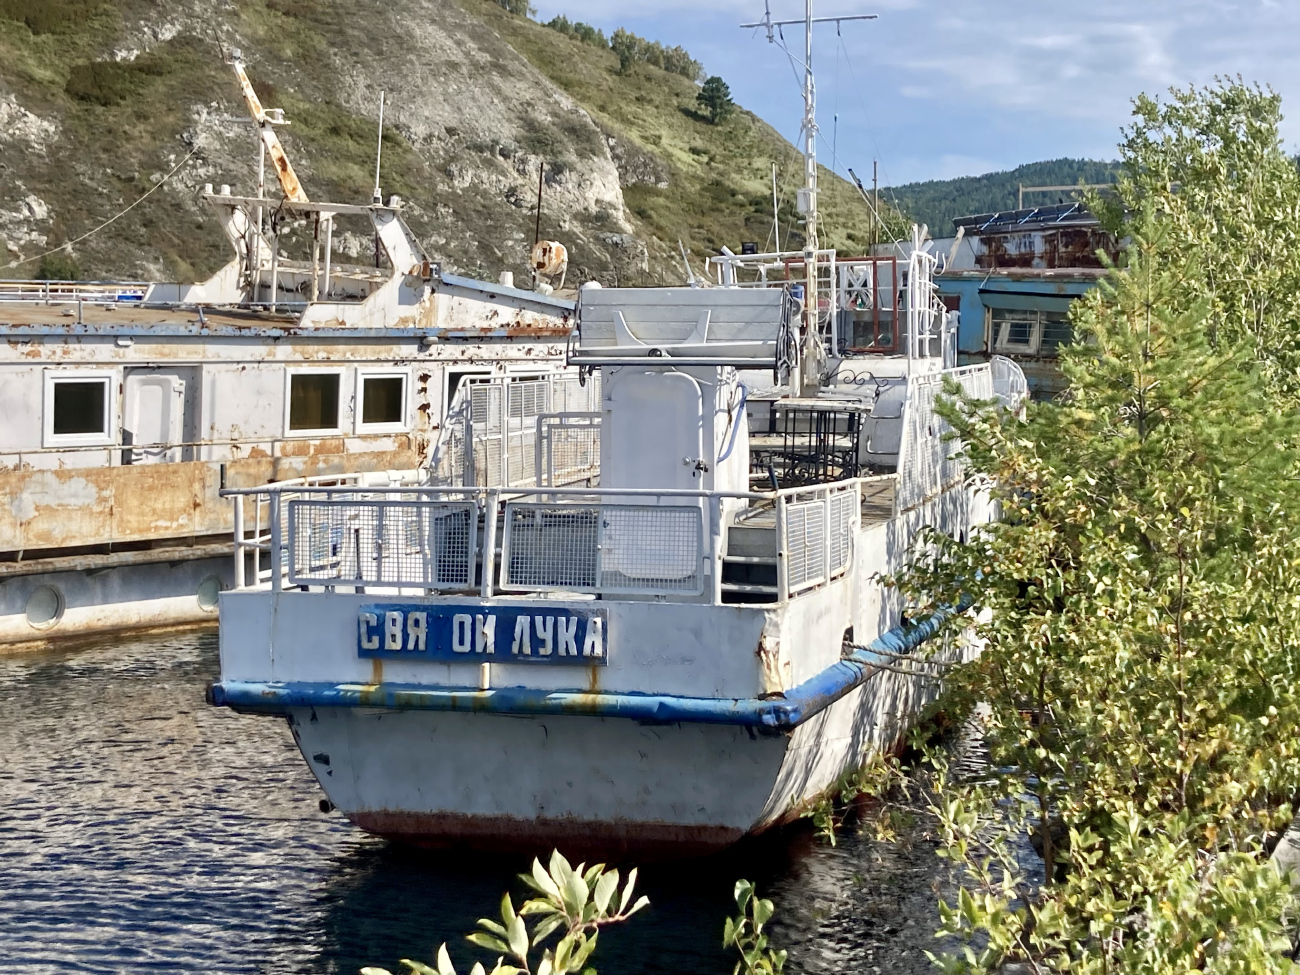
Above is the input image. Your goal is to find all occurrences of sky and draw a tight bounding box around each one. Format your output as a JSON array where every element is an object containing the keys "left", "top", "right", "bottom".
[{"left": 529, "top": 0, "right": 1300, "bottom": 187}]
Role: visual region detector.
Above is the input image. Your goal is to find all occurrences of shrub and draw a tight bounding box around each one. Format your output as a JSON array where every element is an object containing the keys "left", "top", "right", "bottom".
[
  {"left": 494, "top": 0, "right": 533, "bottom": 15},
  {"left": 543, "top": 15, "right": 606, "bottom": 49},
  {"left": 364, "top": 852, "right": 787, "bottom": 975},
  {"left": 65, "top": 55, "right": 171, "bottom": 106},
  {"left": 607, "top": 26, "right": 702, "bottom": 80},
  {"left": 38, "top": 251, "right": 81, "bottom": 281}
]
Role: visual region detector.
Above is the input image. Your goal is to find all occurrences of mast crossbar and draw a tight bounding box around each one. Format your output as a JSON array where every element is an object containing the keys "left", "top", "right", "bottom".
[{"left": 740, "top": 14, "right": 876, "bottom": 27}]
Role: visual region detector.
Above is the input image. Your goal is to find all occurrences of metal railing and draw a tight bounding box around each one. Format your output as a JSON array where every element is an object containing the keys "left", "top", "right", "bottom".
[
  {"left": 288, "top": 498, "right": 478, "bottom": 590},
  {"left": 230, "top": 470, "right": 419, "bottom": 589},
  {"left": 222, "top": 475, "right": 891, "bottom": 604},
  {"left": 777, "top": 481, "right": 860, "bottom": 595},
  {"left": 500, "top": 502, "right": 703, "bottom": 596},
  {"left": 0, "top": 279, "right": 149, "bottom": 303}
]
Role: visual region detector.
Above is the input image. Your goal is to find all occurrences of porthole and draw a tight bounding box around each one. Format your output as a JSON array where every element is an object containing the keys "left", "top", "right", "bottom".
[
  {"left": 197, "top": 575, "right": 223, "bottom": 613},
  {"left": 25, "top": 585, "right": 65, "bottom": 630}
]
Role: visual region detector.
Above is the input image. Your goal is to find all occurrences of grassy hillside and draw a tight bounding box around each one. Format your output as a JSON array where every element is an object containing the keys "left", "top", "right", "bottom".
[
  {"left": 887, "top": 158, "right": 1119, "bottom": 233},
  {"left": 0, "top": 0, "right": 903, "bottom": 285},
  {"left": 457, "top": 1, "right": 896, "bottom": 274}
]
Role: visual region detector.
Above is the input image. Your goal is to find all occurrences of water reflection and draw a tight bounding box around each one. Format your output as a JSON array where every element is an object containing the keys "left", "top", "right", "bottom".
[{"left": 0, "top": 632, "right": 951, "bottom": 974}]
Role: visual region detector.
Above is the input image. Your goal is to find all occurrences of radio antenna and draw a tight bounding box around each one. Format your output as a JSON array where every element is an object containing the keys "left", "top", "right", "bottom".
[
  {"left": 373, "top": 90, "right": 386, "bottom": 204},
  {"left": 740, "top": 1, "right": 876, "bottom": 394}
]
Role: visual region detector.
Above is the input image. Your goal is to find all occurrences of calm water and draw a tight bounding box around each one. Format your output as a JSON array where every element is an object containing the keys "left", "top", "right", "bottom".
[{"left": 0, "top": 632, "right": 953, "bottom": 974}]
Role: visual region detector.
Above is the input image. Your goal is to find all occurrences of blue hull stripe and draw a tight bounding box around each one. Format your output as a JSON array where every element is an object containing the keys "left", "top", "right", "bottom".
[{"left": 208, "top": 603, "right": 963, "bottom": 732}]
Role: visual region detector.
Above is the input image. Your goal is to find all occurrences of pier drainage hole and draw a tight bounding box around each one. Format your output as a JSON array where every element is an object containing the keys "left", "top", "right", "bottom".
[
  {"left": 25, "top": 585, "right": 65, "bottom": 629},
  {"left": 197, "top": 575, "right": 223, "bottom": 612}
]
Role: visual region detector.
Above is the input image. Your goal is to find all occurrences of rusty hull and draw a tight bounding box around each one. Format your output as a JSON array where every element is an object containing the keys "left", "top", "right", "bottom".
[
  {"left": 349, "top": 810, "right": 744, "bottom": 861},
  {"left": 0, "top": 448, "right": 418, "bottom": 554}
]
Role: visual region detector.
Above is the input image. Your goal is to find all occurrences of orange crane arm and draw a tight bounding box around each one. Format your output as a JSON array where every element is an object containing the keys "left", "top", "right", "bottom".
[{"left": 232, "top": 57, "right": 308, "bottom": 203}]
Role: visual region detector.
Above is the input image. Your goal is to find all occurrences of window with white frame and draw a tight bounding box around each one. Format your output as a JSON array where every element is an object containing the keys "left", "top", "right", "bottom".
[
  {"left": 286, "top": 370, "right": 343, "bottom": 435},
  {"left": 356, "top": 370, "right": 408, "bottom": 432},
  {"left": 43, "top": 371, "right": 116, "bottom": 447},
  {"left": 989, "top": 307, "right": 1073, "bottom": 357}
]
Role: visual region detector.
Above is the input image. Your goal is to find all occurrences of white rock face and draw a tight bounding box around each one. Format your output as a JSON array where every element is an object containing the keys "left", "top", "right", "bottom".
[
  {"left": 0, "top": 95, "right": 59, "bottom": 156},
  {"left": 0, "top": 186, "right": 52, "bottom": 259},
  {"left": 0, "top": 0, "right": 648, "bottom": 282}
]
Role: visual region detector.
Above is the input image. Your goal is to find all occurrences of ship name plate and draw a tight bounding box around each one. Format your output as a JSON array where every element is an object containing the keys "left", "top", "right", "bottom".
[{"left": 357, "top": 603, "right": 608, "bottom": 665}]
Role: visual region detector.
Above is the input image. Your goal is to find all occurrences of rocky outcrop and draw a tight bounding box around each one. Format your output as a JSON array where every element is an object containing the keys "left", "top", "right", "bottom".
[{"left": 0, "top": 0, "right": 648, "bottom": 285}]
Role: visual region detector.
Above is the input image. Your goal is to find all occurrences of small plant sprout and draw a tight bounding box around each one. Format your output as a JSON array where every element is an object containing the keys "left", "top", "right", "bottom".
[
  {"left": 723, "top": 880, "right": 787, "bottom": 975},
  {"left": 362, "top": 850, "right": 648, "bottom": 975}
]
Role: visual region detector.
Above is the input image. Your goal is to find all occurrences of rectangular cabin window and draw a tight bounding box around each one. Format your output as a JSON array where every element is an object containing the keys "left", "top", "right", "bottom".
[
  {"left": 1040, "top": 313, "right": 1073, "bottom": 353},
  {"left": 992, "top": 309, "right": 1040, "bottom": 355},
  {"left": 361, "top": 375, "right": 405, "bottom": 426},
  {"left": 43, "top": 371, "right": 116, "bottom": 447},
  {"left": 53, "top": 380, "right": 107, "bottom": 435},
  {"left": 288, "top": 373, "right": 341, "bottom": 432},
  {"left": 991, "top": 307, "right": 1074, "bottom": 358}
]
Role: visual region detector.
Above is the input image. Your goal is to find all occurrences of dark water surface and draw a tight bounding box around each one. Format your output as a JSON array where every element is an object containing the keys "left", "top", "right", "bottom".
[{"left": 0, "top": 632, "right": 952, "bottom": 974}]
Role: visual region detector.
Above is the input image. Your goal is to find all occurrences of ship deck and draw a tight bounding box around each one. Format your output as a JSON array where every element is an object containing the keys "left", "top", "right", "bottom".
[
  {"left": 736, "top": 476, "right": 896, "bottom": 529},
  {"left": 0, "top": 301, "right": 298, "bottom": 329}
]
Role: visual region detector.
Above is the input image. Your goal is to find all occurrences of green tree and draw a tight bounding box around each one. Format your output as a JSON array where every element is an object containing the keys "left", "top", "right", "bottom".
[
  {"left": 1094, "top": 79, "right": 1300, "bottom": 400},
  {"left": 696, "top": 76, "right": 735, "bottom": 124},
  {"left": 609, "top": 28, "right": 638, "bottom": 75},
  {"left": 900, "top": 211, "right": 1300, "bottom": 971},
  {"left": 494, "top": 0, "right": 534, "bottom": 16}
]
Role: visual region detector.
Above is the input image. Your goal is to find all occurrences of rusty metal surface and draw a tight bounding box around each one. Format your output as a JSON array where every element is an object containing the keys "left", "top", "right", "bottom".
[
  {"left": 232, "top": 58, "right": 309, "bottom": 204},
  {"left": 0, "top": 541, "right": 232, "bottom": 578},
  {"left": 348, "top": 809, "right": 744, "bottom": 860},
  {"left": 0, "top": 449, "right": 419, "bottom": 552},
  {"left": 975, "top": 227, "right": 1117, "bottom": 271},
  {"left": 0, "top": 304, "right": 296, "bottom": 329}
]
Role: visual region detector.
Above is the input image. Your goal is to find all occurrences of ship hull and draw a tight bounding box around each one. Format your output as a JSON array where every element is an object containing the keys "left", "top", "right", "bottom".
[
  {"left": 0, "top": 552, "right": 232, "bottom": 649},
  {"left": 283, "top": 653, "right": 946, "bottom": 859}
]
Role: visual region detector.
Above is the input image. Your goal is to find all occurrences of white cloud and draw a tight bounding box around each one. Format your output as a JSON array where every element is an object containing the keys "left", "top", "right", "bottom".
[{"left": 528, "top": 1, "right": 1300, "bottom": 182}]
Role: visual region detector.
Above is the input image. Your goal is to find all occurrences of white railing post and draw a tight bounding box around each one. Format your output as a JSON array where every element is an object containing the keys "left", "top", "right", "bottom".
[
  {"left": 535, "top": 415, "right": 546, "bottom": 489},
  {"left": 821, "top": 488, "right": 831, "bottom": 585},
  {"left": 481, "top": 491, "right": 499, "bottom": 598},
  {"left": 775, "top": 494, "right": 789, "bottom": 602},
  {"left": 253, "top": 495, "right": 264, "bottom": 583},
  {"left": 710, "top": 494, "right": 724, "bottom": 604},
  {"left": 233, "top": 494, "right": 246, "bottom": 589},
  {"left": 269, "top": 491, "right": 283, "bottom": 592}
]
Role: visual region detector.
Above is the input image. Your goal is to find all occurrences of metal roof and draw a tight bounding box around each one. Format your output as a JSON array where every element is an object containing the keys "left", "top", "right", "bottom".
[{"left": 953, "top": 202, "right": 1100, "bottom": 235}]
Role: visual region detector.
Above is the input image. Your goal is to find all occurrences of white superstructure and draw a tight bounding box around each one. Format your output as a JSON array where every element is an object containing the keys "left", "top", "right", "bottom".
[{"left": 0, "top": 52, "right": 577, "bottom": 647}]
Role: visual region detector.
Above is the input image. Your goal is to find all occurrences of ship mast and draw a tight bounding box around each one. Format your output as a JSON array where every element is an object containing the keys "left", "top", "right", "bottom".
[
  {"left": 798, "top": 0, "right": 818, "bottom": 397},
  {"left": 742, "top": 3, "right": 875, "bottom": 396}
]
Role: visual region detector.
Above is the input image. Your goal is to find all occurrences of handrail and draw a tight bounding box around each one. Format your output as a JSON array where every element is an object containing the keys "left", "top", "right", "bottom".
[
  {"left": 224, "top": 474, "right": 894, "bottom": 602},
  {"left": 218, "top": 473, "right": 896, "bottom": 501}
]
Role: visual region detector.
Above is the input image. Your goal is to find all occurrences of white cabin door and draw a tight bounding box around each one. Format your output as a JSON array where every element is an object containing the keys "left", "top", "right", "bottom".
[
  {"left": 602, "top": 370, "right": 703, "bottom": 490},
  {"left": 124, "top": 371, "right": 185, "bottom": 464},
  {"left": 600, "top": 369, "right": 706, "bottom": 584}
]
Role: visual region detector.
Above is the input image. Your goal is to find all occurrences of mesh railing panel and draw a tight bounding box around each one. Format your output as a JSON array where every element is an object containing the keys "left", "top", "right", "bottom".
[
  {"left": 500, "top": 503, "right": 703, "bottom": 595},
  {"left": 501, "top": 504, "right": 600, "bottom": 590},
  {"left": 785, "top": 499, "right": 827, "bottom": 592},
  {"left": 287, "top": 500, "right": 477, "bottom": 589},
  {"left": 539, "top": 415, "right": 600, "bottom": 487},
  {"left": 600, "top": 506, "right": 702, "bottom": 592},
  {"left": 428, "top": 373, "right": 601, "bottom": 489},
  {"left": 828, "top": 489, "right": 856, "bottom": 576},
  {"left": 896, "top": 366, "right": 994, "bottom": 512}
]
